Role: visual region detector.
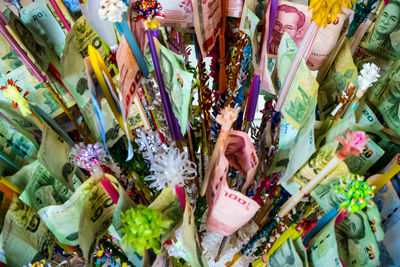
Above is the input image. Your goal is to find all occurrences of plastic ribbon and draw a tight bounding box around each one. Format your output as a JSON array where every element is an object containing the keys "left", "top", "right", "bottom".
[
  {"left": 121, "top": 205, "right": 172, "bottom": 256},
  {"left": 308, "top": 0, "right": 354, "bottom": 28},
  {"left": 1, "top": 79, "right": 31, "bottom": 117}
]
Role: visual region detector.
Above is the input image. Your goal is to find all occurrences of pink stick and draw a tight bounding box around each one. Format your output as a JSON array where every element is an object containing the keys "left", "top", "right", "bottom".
[
  {"left": 335, "top": 211, "right": 349, "bottom": 225},
  {"left": 175, "top": 185, "right": 186, "bottom": 212},
  {"left": 49, "top": 0, "right": 71, "bottom": 32},
  {"left": 100, "top": 177, "right": 120, "bottom": 204}
]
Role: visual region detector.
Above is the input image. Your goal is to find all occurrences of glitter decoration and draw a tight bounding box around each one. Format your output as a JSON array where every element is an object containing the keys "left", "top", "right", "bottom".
[
  {"left": 1, "top": 79, "right": 31, "bottom": 117},
  {"left": 98, "top": 0, "right": 128, "bottom": 23},
  {"left": 335, "top": 173, "right": 375, "bottom": 214},
  {"left": 145, "top": 146, "right": 196, "bottom": 193},
  {"left": 131, "top": 0, "right": 165, "bottom": 28},
  {"left": 121, "top": 205, "right": 172, "bottom": 255},
  {"left": 70, "top": 142, "right": 110, "bottom": 175}
]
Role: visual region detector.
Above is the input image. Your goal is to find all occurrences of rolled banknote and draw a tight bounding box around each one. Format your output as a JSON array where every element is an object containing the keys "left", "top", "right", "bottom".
[
  {"left": 192, "top": 0, "right": 221, "bottom": 57},
  {"left": 0, "top": 195, "right": 55, "bottom": 266},
  {"left": 363, "top": 0, "right": 400, "bottom": 62}
]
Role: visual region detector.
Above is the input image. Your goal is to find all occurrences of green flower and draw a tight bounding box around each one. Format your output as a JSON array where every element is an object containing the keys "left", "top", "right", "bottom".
[{"left": 121, "top": 205, "right": 172, "bottom": 256}]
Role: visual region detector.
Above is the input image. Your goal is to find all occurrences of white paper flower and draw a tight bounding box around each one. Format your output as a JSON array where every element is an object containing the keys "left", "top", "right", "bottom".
[
  {"left": 98, "top": 0, "right": 128, "bottom": 23},
  {"left": 145, "top": 146, "right": 196, "bottom": 193},
  {"left": 357, "top": 63, "right": 380, "bottom": 99}
]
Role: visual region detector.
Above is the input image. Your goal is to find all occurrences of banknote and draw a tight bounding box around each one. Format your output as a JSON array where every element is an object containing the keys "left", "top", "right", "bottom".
[
  {"left": 364, "top": 0, "right": 400, "bottom": 62},
  {"left": 318, "top": 41, "right": 358, "bottom": 120},
  {"left": 308, "top": 216, "right": 342, "bottom": 267},
  {"left": 4, "top": 9, "right": 60, "bottom": 72},
  {"left": 278, "top": 98, "right": 317, "bottom": 184},
  {"left": 20, "top": 2, "right": 66, "bottom": 56},
  {"left": 344, "top": 135, "right": 384, "bottom": 176},
  {"left": 81, "top": 0, "right": 118, "bottom": 50},
  {"left": 293, "top": 237, "right": 309, "bottom": 267},
  {"left": 158, "top": 0, "right": 194, "bottom": 27},
  {"left": 149, "top": 187, "right": 183, "bottom": 243},
  {"left": 38, "top": 178, "right": 97, "bottom": 246},
  {"left": 0, "top": 195, "right": 55, "bottom": 266},
  {"left": 356, "top": 102, "right": 384, "bottom": 131},
  {"left": 159, "top": 44, "right": 193, "bottom": 135},
  {"left": 0, "top": 33, "right": 23, "bottom": 74},
  {"left": 19, "top": 161, "right": 74, "bottom": 211},
  {"left": 78, "top": 178, "right": 116, "bottom": 265},
  {"left": 228, "top": 0, "right": 244, "bottom": 17},
  {"left": 373, "top": 181, "right": 400, "bottom": 266},
  {"left": 269, "top": 237, "right": 303, "bottom": 267},
  {"left": 368, "top": 59, "right": 400, "bottom": 138},
  {"left": 178, "top": 195, "right": 207, "bottom": 267},
  {"left": 117, "top": 35, "right": 143, "bottom": 120},
  {"left": 0, "top": 115, "right": 38, "bottom": 168},
  {"left": 192, "top": 0, "right": 221, "bottom": 57},
  {"left": 267, "top": 1, "right": 345, "bottom": 70},
  {"left": 336, "top": 210, "right": 381, "bottom": 266},
  {"left": 278, "top": 33, "right": 319, "bottom": 130},
  {"left": 243, "top": 9, "right": 260, "bottom": 41},
  {"left": 38, "top": 123, "right": 77, "bottom": 191},
  {"left": 0, "top": 65, "right": 64, "bottom": 118}
]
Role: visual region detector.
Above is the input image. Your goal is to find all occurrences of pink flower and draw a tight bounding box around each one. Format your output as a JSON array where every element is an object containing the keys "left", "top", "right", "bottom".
[{"left": 334, "top": 130, "right": 369, "bottom": 159}]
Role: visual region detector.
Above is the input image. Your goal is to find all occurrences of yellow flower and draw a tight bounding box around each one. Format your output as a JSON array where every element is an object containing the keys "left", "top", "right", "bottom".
[{"left": 309, "top": 0, "right": 355, "bottom": 28}]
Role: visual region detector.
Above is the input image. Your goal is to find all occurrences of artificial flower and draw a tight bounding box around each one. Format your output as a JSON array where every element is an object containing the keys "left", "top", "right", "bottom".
[
  {"left": 121, "top": 205, "right": 172, "bottom": 255},
  {"left": 335, "top": 129, "right": 369, "bottom": 159},
  {"left": 1, "top": 79, "right": 31, "bottom": 117},
  {"left": 98, "top": 0, "right": 128, "bottom": 23},
  {"left": 309, "top": 0, "right": 355, "bottom": 28}
]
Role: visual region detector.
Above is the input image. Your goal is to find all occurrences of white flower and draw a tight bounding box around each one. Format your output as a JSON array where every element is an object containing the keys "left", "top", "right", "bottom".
[
  {"left": 357, "top": 63, "right": 380, "bottom": 99},
  {"left": 145, "top": 146, "right": 196, "bottom": 193},
  {"left": 98, "top": 0, "right": 128, "bottom": 23}
]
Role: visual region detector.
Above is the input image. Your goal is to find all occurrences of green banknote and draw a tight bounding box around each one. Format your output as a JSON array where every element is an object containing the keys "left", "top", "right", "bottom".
[
  {"left": 293, "top": 237, "right": 309, "bottom": 267},
  {"left": 318, "top": 41, "right": 358, "bottom": 120},
  {"left": 38, "top": 178, "right": 98, "bottom": 246},
  {"left": 276, "top": 32, "right": 298, "bottom": 91},
  {"left": 19, "top": 160, "right": 74, "bottom": 211},
  {"left": 0, "top": 195, "right": 55, "bottom": 266},
  {"left": 278, "top": 33, "right": 319, "bottom": 130},
  {"left": 0, "top": 100, "right": 39, "bottom": 131},
  {"left": 38, "top": 123, "right": 77, "bottom": 191},
  {"left": 269, "top": 237, "right": 303, "bottom": 267},
  {"left": 368, "top": 59, "right": 400, "bottom": 138},
  {"left": 177, "top": 195, "right": 207, "bottom": 267},
  {"left": 159, "top": 44, "right": 193, "bottom": 135},
  {"left": 0, "top": 115, "right": 38, "bottom": 168},
  {"left": 336, "top": 211, "right": 380, "bottom": 266},
  {"left": 20, "top": 1, "right": 66, "bottom": 57},
  {"left": 308, "top": 216, "right": 342, "bottom": 267},
  {"left": 364, "top": 0, "right": 400, "bottom": 62},
  {"left": 0, "top": 33, "right": 23, "bottom": 74}
]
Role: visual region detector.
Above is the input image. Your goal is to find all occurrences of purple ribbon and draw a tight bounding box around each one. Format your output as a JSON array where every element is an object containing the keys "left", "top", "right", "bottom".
[{"left": 267, "top": 0, "right": 279, "bottom": 50}]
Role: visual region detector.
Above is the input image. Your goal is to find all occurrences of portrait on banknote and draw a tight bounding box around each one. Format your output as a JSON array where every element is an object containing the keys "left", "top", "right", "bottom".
[
  {"left": 268, "top": 1, "right": 344, "bottom": 70},
  {"left": 366, "top": 0, "right": 400, "bottom": 61},
  {"left": 368, "top": 60, "right": 400, "bottom": 136}
]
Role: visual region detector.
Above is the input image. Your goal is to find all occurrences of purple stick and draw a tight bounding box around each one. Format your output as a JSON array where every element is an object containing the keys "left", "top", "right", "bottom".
[
  {"left": 146, "top": 29, "right": 179, "bottom": 140},
  {"left": 245, "top": 75, "right": 261, "bottom": 121},
  {"left": 0, "top": 16, "right": 46, "bottom": 83}
]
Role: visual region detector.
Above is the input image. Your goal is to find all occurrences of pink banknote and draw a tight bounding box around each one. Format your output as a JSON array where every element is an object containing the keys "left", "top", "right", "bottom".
[
  {"left": 206, "top": 131, "right": 260, "bottom": 236},
  {"left": 158, "top": 0, "right": 194, "bottom": 28},
  {"left": 227, "top": 0, "right": 243, "bottom": 18},
  {"left": 267, "top": 1, "right": 345, "bottom": 70}
]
